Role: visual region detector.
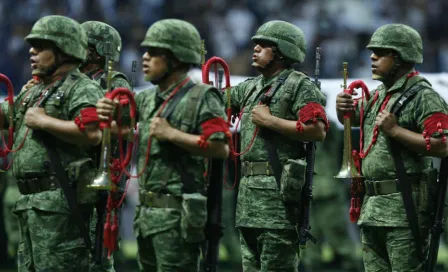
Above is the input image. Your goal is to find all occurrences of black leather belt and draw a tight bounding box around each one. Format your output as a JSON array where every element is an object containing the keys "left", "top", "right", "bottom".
[{"left": 17, "top": 176, "right": 59, "bottom": 195}]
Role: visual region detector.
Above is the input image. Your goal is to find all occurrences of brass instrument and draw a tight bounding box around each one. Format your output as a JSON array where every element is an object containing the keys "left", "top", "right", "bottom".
[
  {"left": 334, "top": 62, "right": 363, "bottom": 179},
  {"left": 89, "top": 60, "right": 115, "bottom": 190}
]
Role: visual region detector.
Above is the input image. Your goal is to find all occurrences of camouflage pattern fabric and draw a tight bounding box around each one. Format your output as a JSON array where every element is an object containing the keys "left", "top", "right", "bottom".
[
  {"left": 0, "top": 68, "right": 104, "bottom": 271},
  {"left": 25, "top": 15, "right": 88, "bottom": 61},
  {"left": 366, "top": 24, "right": 423, "bottom": 64},
  {"left": 301, "top": 121, "right": 361, "bottom": 271},
  {"left": 2, "top": 169, "right": 20, "bottom": 259},
  {"left": 230, "top": 68, "right": 326, "bottom": 270},
  {"left": 239, "top": 227, "right": 299, "bottom": 272},
  {"left": 133, "top": 75, "right": 227, "bottom": 271},
  {"left": 141, "top": 19, "right": 201, "bottom": 65},
  {"left": 81, "top": 21, "right": 122, "bottom": 62},
  {"left": 352, "top": 71, "right": 448, "bottom": 270},
  {"left": 251, "top": 20, "right": 306, "bottom": 63}
]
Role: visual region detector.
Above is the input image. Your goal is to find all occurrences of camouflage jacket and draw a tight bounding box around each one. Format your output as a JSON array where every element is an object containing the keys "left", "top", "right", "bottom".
[
  {"left": 355, "top": 71, "right": 448, "bottom": 227},
  {"left": 230, "top": 68, "right": 327, "bottom": 229},
  {"left": 133, "top": 74, "right": 227, "bottom": 236},
  {"left": 0, "top": 68, "right": 103, "bottom": 214}
]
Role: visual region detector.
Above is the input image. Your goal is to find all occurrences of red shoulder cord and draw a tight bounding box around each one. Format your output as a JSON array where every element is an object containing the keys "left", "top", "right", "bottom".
[
  {"left": 102, "top": 77, "right": 191, "bottom": 257},
  {"left": 1, "top": 77, "right": 59, "bottom": 170}
]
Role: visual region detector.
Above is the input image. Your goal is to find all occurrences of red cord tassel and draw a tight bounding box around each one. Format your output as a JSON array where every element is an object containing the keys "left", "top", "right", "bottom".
[{"left": 103, "top": 212, "right": 111, "bottom": 249}]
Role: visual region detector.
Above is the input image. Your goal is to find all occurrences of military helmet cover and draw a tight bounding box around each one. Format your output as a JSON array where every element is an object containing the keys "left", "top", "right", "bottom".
[
  {"left": 366, "top": 24, "right": 423, "bottom": 64},
  {"left": 81, "top": 21, "right": 122, "bottom": 62},
  {"left": 251, "top": 20, "right": 307, "bottom": 63},
  {"left": 25, "top": 15, "right": 88, "bottom": 61},
  {"left": 141, "top": 19, "right": 202, "bottom": 65}
]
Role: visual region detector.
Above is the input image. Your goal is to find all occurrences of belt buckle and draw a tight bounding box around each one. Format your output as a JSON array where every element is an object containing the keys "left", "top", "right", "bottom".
[
  {"left": 146, "top": 191, "right": 154, "bottom": 207},
  {"left": 266, "top": 162, "right": 270, "bottom": 175}
]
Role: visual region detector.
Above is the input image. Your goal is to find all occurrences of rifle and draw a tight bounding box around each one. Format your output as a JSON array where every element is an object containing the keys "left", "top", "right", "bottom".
[
  {"left": 298, "top": 47, "right": 321, "bottom": 248},
  {"left": 203, "top": 67, "right": 225, "bottom": 272},
  {"left": 425, "top": 157, "right": 448, "bottom": 272}
]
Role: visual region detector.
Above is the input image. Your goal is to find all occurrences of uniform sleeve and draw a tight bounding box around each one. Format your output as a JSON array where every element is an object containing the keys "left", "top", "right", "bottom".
[
  {"left": 197, "top": 88, "right": 230, "bottom": 144},
  {"left": 292, "top": 78, "right": 329, "bottom": 131},
  {"left": 68, "top": 80, "right": 104, "bottom": 120},
  {"left": 1, "top": 86, "right": 33, "bottom": 128},
  {"left": 412, "top": 89, "right": 448, "bottom": 149}
]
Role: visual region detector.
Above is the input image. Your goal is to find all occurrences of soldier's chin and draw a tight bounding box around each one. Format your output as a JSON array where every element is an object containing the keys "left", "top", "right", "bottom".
[
  {"left": 31, "top": 69, "right": 45, "bottom": 78},
  {"left": 371, "top": 73, "right": 383, "bottom": 81}
]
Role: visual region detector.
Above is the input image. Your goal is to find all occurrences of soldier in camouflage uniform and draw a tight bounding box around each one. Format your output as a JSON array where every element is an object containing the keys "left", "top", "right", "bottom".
[
  {"left": 301, "top": 120, "right": 361, "bottom": 271},
  {"left": 229, "top": 20, "right": 329, "bottom": 271},
  {"left": 336, "top": 23, "right": 448, "bottom": 271},
  {"left": 80, "top": 21, "right": 131, "bottom": 91},
  {"left": 81, "top": 20, "right": 131, "bottom": 272},
  {"left": 96, "top": 19, "right": 230, "bottom": 271},
  {"left": 0, "top": 15, "right": 104, "bottom": 271}
]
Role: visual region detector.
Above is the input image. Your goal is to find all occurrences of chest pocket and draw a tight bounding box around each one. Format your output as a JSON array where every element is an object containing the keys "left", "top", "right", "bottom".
[{"left": 44, "top": 91, "right": 66, "bottom": 119}]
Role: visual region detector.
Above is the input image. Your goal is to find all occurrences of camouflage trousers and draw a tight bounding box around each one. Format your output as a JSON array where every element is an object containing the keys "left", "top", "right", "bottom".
[
  {"left": 3, "top": 182, "right": 20, "bottom": 259},
  {"left": 361, "top": 226, "right": 428, "bottom": 272},
  {"left": 239, "top": 227, "right": 299, "bottom": 272},
  {"left": 90, "top": 207, "right": 115, "bottom": 272},
  {"left": 136, "top": 227, "right": 201, "bottom": 272},
  {"left": 15, "top": 208, "right": 90, "bottom": 271}
]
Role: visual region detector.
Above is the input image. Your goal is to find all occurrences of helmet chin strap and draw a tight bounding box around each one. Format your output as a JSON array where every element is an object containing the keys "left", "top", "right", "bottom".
[{"left": 379, "top": 54, "right": 401, "bottom": 82}]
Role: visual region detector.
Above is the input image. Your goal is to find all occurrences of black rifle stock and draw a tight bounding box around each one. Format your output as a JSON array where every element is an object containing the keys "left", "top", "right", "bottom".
[{"left": 425, "top": 157, "right": 448, "bottom": 272}]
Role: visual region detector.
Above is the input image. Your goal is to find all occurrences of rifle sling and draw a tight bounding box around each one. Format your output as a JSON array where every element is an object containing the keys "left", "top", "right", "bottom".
[
  {"left": 35, "top": 77, "right": 92, "bottom": 252},
  {"left": 160, "top": 82, "right": 197, "bottom": 193},
  {"left": 260, "top": 73, "right": 292, "bottom": 188},
  {"left": 389, "top": 83, "right": 428, "bottom": 261}
]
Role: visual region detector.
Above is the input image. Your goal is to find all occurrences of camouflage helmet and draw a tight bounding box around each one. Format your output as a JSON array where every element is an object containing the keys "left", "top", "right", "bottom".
[
  {"left": 81, "top": 21, "right": 122, "bottom": 62},
  {"left": 25, "top": 15, "right": 88, "bottom": 61},
  {"left": 251, "top": 20, "right": 306, "bottom": 63},
  {"left": 366, "top": 24, "right": 423, "bottom": 64},
  {"left": 141, "top": 19, "right": 201, "bottom": 65}
]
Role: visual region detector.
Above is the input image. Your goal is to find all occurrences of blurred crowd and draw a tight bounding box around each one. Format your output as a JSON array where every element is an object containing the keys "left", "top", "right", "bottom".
[{"left": 1, "top": 0, "right": 448, "bottom": 94}]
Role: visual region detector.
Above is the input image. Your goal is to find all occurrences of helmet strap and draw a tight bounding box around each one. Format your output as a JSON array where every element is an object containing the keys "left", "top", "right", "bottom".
[{"left": 150, "top": 58, "right": 174, "bottom": 85}]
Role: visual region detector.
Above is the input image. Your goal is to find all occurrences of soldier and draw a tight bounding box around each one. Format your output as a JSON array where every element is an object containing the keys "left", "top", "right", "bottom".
[
  {"left": 96, "top": 19, "right": 230, "bottom": 271},
  {"left": 336, "top": 24, "right": 448, "bottom": 271},
  {"left": 81, "top": 20, "right": 131, "bottom": 272},
  {"left": 0, "top": 15, "right": 104, "bottom": 271},
  {"left": 80, "top": 21, "right": 131, "bottom": 91},
  {"left": 301, "top": 120, "right": 361, "bottom": 271},
  {"left": 228, "top": 20, "right": 329, "bottom": 271}
]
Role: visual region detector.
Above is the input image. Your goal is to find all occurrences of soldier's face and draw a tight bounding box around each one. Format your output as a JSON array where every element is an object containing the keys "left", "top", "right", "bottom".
[
  {"left": 252, "top": 40, "right": 275, "bottom": 69},
  {"left": 370, "top": 48, "right": 395, "bottom": 80},
  {"left": 29, "top": 40, "right": 57, "bottom": 77},
  {"left": 142, "top": 47, "right": 169, "bottom": 82}
]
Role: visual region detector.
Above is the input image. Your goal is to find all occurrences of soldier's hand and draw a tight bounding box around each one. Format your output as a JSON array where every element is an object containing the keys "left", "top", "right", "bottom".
[
  {"left": 251, "top": 104, "right": 273, "bottom": 127},
  {"left": 24, "top": 107, "right": 48, "bottom": 130},
  {"left": 336, "top": 91, "right": 357, "bottom": 112},
  {"left": 149, "top": 117, "right": 174, "bottom": 142},
  {"left": 375, "top": 110, "right": 398, "bottom": 136},
  {"left": 96, "top": 97, "right": 117, "bottom": 121}
]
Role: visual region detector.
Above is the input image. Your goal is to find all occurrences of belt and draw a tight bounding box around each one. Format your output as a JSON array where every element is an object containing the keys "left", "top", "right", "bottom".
[
  {"left": 365, "top": 177, "right": 421, "bottom": 196},
  {"left": 139, "top": 190, "right": 182, "bottom": 209},
  {"left": 17, "top": 176, "right": 59, "bottom": 195},
  {"left": 241, "top": 161, "right": 274, "bottom": 176}
]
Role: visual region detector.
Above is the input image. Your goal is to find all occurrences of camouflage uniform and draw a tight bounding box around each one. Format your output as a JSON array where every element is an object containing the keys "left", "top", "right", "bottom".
[
  {"left": 351, "top": 24, "right": 448, "bottom": 271},
  {"left": 301, "top": 121, "right": 361, "bottom": 271},
  {"left": 230, "top": 21, "right": 328, "bottom": 272},
  {"left": 133, "top": 19, "right": 227, "bottom": 271},
  {"left": 0, "top": 16, "right": 104, "bottom": 271},
  {"left": 81, "top": 21, "right": 131, "bottom": 272}
]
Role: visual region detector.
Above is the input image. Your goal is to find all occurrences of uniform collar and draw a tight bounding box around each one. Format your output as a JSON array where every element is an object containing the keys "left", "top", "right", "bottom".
[
  {"left": 384, "top": 68, "right": 416, "bottom": 93},
  {"left": 155, "top": 73, "right": 190, "bottom": 100},
  {"left": 258, "top": 68, "right": 294, "bottom": 90}
]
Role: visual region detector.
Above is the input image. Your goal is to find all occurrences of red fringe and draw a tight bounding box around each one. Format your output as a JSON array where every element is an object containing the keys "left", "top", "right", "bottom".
[
  {"left": 296, "top": 102, "right": 330, "bottom": 132},
  {"left": 197, "top": 117, "right": 231, "bottom": 149},
  {"left": 423, "top": 113, "right": 448, "bottom": 150}
]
